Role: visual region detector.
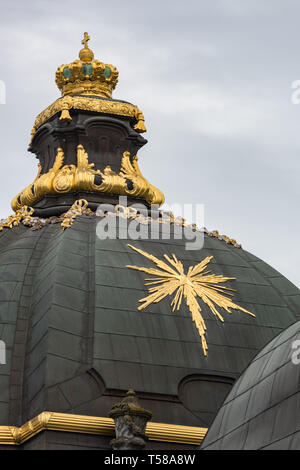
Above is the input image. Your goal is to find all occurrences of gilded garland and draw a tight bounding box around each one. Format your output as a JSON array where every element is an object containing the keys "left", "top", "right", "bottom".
[{"left": 2, "top": 199, "right": 243, "bottom": 249}]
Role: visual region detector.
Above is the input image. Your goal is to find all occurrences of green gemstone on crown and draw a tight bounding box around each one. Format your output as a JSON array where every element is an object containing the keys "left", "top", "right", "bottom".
[
  {"left": 104, "top": 67, "right": 111, "bottom": 78},
  {"left": 82, "top": 64, "right": 93, "bottom": 76},
  {"left": 63, "top": 67, "right": 71, "bottom": 78}
]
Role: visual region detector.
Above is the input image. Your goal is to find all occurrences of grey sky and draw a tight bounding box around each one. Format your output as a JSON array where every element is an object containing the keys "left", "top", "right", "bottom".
[{"left": 0, "top": 0, "right": 299, "bottom": 287}]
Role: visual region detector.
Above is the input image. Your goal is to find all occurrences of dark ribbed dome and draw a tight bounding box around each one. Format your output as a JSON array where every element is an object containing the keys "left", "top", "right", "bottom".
[
  {"left": 1, "top": 215, "right": 299, "bottom": 435},
  {"left": 201, "top": 319, "right": 300, "bottom": 449}
]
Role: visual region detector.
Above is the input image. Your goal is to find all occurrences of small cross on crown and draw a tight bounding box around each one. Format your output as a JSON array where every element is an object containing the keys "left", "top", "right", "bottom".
[{"left": 81, "top": 32, "right": 90, "bottom": 49}]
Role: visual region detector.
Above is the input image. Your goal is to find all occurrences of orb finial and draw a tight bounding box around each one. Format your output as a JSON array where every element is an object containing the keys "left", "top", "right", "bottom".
[{"left": 79, "top": 32, "right": 94, "bottom": 62}]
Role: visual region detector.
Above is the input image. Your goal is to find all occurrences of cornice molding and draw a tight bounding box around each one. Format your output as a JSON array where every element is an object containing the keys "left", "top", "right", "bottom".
[
  {"left": 30, "top": 95, "right": 146, "bottom": 146},
  {"left": 0, "top": 411, "right": 207, "bottom": 446}
]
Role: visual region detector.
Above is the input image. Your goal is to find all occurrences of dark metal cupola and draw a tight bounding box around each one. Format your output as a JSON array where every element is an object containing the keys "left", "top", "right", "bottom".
[{"left": 11, "top": 33, "right": 164, "bottom": 217}]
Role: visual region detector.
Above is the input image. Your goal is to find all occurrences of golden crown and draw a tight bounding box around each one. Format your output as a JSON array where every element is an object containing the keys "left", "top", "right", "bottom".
[{"left": 55, "top": 32, "right": 119, "bottom": 98}]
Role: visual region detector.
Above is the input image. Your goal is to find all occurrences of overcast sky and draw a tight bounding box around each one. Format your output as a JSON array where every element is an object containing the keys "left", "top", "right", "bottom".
[{"left": 0, "top": 0, "right": 299, "bottom": 287}]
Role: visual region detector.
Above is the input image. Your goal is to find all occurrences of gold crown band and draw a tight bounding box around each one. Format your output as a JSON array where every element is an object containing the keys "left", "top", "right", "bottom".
[{"left": 55, "top": 60, "right": 119, "bottom": 98}]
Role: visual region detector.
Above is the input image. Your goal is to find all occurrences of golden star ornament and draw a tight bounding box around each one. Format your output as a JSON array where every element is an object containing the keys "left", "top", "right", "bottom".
[{"left": 126, "top": 244, "right": 255, "bottom": 356}]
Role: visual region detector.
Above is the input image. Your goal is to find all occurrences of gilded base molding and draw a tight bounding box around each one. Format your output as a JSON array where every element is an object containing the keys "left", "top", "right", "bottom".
[{"left": 0, "top": 412, "right": 207, "bottom": 446}]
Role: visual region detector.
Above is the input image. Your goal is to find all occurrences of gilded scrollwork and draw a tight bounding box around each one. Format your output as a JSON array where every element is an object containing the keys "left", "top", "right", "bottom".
[
  {"left": 120, "top": 152, "right": 165, "bottom": 205},
  {"left": 11, "top": 145, "right": 165, "bottom": 211}
]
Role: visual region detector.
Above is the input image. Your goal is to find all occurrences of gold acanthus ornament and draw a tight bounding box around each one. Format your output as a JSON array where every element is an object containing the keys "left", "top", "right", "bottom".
[{"left": 11, "top": 146, "right": 165, "bottom": 211}]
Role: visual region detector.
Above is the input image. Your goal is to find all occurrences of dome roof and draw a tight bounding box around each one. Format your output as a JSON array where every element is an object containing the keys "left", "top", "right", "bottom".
[
  {"left": 0, "top": 213, "right": 299, "bottom": 430},
  {"left": 201, "top": 319, "right": 300, "bottom": 449},
  {"left": 2, "top": 33, "right": 300, "bottom": 449}
]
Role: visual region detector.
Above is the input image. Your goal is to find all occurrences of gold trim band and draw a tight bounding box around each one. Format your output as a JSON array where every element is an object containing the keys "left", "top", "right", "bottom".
[
  {"left": 0, "top": 412, "right": 207, "bottom": 446},
  {"left": 30, "top": 95, "right": 146, "bottom": 145}
]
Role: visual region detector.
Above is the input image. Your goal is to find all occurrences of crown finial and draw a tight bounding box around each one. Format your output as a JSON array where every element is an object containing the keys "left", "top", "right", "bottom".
[
  {"left": 79, "top": 32, "right": 94, "bottom": 62},
  {"left": 55, "top": 34, "right": 119, "bottom": 97}
]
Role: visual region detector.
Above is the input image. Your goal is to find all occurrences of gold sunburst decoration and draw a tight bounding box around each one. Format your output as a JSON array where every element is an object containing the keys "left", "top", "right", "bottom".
[{"left": 126, "top": 244, "right": 255, "bottom": 356}]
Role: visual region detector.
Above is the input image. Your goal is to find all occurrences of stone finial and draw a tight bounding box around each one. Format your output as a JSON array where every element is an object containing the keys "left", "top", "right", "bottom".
[{"left": 109, "top": 389, "right": 152, "bottom": 450}]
